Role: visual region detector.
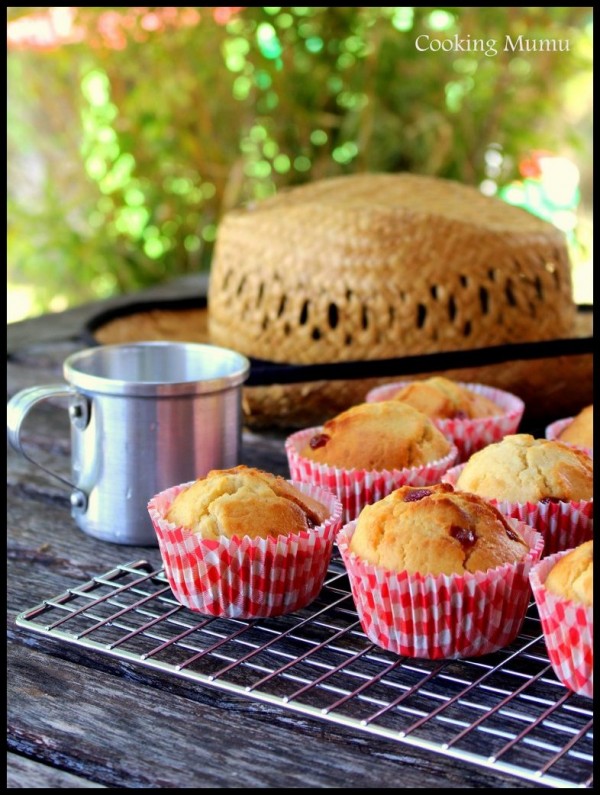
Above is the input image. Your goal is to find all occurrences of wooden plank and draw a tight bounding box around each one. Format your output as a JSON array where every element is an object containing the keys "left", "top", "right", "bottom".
[
  {"left": 7, "top": 753, "right": 107, "bottom": 788},
  {"left": 7, "top": 638, "right": 536, "bottom": 789}
]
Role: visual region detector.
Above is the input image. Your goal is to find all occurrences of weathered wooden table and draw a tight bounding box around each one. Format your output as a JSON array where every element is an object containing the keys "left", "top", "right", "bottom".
[{"left": 7, "top": 276, "right": 593, "bottom": 789}]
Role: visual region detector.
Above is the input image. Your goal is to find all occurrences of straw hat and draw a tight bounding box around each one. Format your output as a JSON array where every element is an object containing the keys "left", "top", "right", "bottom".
[
  {"left": 208, "top": 173, "right": 576, "bottom": 364},
  {"left": 93, "top": 174, "right": 591, "bottom": 428}
]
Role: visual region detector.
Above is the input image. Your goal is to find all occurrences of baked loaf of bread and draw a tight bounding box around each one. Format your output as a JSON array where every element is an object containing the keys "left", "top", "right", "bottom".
[
  {"left": 209, "top": 173, "right": 576, "bottom": 366},
  {"left": 558, "top": 404, "right": 593, "bottom": 449},
  {"left": 166, "top": 465, "right": 330, "bottom": 540},
  {"left": 388, "top": 376, "right": 503, "bottom": 419},
  {"left": 455, "top": 434, "right": 593, "bottom": 503},
  {"left": 545, "top": 540, "right": 593, "bottom": 607},
  {"left": 349, "top": 482, "right": 529, "bottom": 575},
  {"left": 299, "top": 401, "right": 451, "bottom": 471}
]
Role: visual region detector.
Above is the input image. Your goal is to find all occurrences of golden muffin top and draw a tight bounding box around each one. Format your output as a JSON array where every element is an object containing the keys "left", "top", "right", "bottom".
[
  {"left": 545, "top": 540, "right": 593, "bottom": 607},
  {"left": 349, "top": 482, "right": 528, "bottom": 576},
  {"left": 299, "top": 401, "right": 451, "bottom": 471},
  {"left": 166, "top": 465, "right": 330, "bottom": 540},
  {"left": 390, "top": 376, "right": 503, "bottom": 420},
  {"left": 455, "top": 434, "right": 593, "bottom": 503},
  {"left": 558, "top": 404, "right": 593, "bottom": 450}
]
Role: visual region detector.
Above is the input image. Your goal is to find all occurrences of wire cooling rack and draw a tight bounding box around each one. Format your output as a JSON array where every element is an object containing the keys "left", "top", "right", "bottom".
[{"left": 16, "top": 558, "right": 593, "bottom": 789}]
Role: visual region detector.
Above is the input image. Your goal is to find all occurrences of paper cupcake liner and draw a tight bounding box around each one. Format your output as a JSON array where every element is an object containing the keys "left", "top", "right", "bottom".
[
  {"left": 285, "top": 427, "right": 459, "bottom": 524},
  {"left": 337, "top": 520, "right": 543, "bottom": 659},
  {"left": 530, "top": 552, "right": 593, "bottom": 698},
  {"left": 366, "top": 381, "right": 525, "bottom": 463},
  {"left": 147, "top": 480, "right": 343, "bottom": 619},
  {"left": 442, "top": 463, "right": 593, "bottom": 557},
  {"left": 545, "top": 417, "right": 593, "bottom": 458}
]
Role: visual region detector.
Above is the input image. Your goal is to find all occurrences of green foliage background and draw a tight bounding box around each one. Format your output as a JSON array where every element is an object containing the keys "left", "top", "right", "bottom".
[{"left": 7, "top": 6, "right": 593, "bottom": 317}]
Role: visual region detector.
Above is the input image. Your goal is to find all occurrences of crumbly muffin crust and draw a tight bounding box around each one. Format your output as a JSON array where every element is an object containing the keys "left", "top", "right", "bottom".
[
  {"left": 299, "top": 401, "right": 451, "bottom": 471},
  {"left": 545, "top": 540, "right": 593, "bottom": 607},
  {"left": 390, "top": 376, "right": 503, "bottom": 420},
  {"left": 349, "top": 482, "right": 528, "bottom": 576},
  {"left": 558, "top": 404, "right": 593, "bottom": 449},
  {"left": 166, "top": 465, "right": 329, "bottom": 540},
  {"left": 456, "top": 434, "right": 593, "bottom": 503}
]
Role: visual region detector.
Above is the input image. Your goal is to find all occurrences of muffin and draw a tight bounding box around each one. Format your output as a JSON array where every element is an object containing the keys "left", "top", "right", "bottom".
[
  {"left": 286, "top": 401, "right": 458, "bottom": 522},
  {"left": 443, "top": 434, "right": 593, "bottom": 556},
  {"left": 546, "top": 404, "right": 593, "bottom": 456},
  {"left": 373, "top": 376, "right": 504, "bottom": 419},
  {"left": 545, "top": 539, "right": 593, "bottom": 606},
  {"left": 148, "top": 465, "right": 343, "bottom": 618},
  {"left": 530, "top": 541, "right": 593, "bottom": 698},
  {"left": 367, "top": 378, "right": 524, "bottom": 462},
  {"left": 297, "top": 401, "right": 451, "bottom": 471},
  {"left": 337, "top": 483, "right": 543, "bottom": 659},
  {"left": 454, "top": 434, "right": 593, "bottom": 503},
  {"left": 166, "top": 465, "right": 332, "bottom": 539},
  {"left": 349, "top": 482, "right": 530, "bottom": 574}
]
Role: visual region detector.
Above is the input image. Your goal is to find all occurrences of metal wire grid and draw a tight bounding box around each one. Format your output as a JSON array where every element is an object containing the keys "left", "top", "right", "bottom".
[{"left": 16, "top": 559, "right": 593, "bottom": 789}]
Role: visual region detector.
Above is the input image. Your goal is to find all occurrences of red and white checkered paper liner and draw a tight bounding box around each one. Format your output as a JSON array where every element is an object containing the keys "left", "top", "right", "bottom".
[
  {"left": 365, "top": 381, "right": 524, "bottom": 463},
  {"left": 442, "top": 463, "right": 593, "bottom": 558},
  {"left": 285, "top": 427, "right": 459, "bottom": 524},
  {"left": 147, "top": 480, "right": 343, "bottom": 619},
  {"left": 545, "top": 417, "right": 593, "bottom": 458},
  {"left": 529, "top": 551, "right": 593, "bottom": 698},
  {"left": 337, "top": 520, "right": 543, "bottom": 659}
]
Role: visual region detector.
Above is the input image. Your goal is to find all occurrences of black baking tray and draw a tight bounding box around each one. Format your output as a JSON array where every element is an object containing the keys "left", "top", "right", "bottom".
[{"left": 83, "top": 299, "right": 593, "bottom": 388}]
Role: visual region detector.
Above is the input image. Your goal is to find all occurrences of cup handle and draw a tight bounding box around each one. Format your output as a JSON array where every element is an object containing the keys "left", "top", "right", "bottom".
[{"left": 7, "top": 385, "right": 89, "bottom": 513}]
